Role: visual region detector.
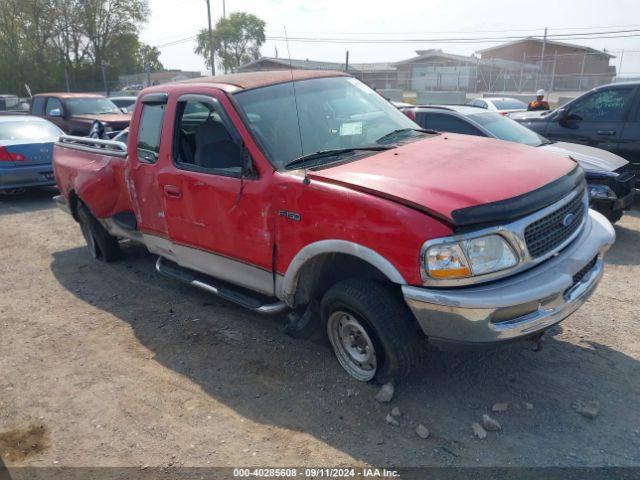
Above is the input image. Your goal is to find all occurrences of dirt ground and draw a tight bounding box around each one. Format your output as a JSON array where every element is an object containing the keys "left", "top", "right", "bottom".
[{"left": 1, "top": 187, "right": 639, "bottom": 473}]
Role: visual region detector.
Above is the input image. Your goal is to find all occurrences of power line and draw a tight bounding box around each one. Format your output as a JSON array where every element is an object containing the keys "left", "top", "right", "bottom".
[
  {"left": 265, "top": 24, "right": 640, "bottom": 36},
  {"left": 151, "top": 27, "right": 640, "bottom": 49},
  {"left": 264, "top": 28, "right": 640, "bottom": 44}
]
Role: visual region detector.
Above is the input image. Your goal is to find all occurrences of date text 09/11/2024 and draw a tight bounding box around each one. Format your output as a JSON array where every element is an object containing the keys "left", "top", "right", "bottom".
[{"left": 232, "top": 467, "right": 400, "bottom": 477}]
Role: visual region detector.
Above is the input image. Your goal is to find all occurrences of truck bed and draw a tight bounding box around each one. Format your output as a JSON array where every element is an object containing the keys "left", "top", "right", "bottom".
[{"left": 53, "top": 136, "right": 133, "bottom": 219}]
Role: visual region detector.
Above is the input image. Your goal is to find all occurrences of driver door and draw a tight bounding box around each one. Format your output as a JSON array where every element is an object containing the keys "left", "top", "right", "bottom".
[
  {"left": 160, "top": 91, "right": 275, "bottom": 296},
  {"left": 546, "top": 85, "right": 636, "bottom": 151}
]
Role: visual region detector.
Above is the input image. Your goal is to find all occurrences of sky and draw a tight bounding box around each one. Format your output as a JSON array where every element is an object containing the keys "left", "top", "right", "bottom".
[{"left": 140, "top": 0, "right": 640, "bottom": 76}]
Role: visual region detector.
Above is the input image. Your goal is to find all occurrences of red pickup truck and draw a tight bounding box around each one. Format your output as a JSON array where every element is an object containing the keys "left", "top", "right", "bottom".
[{"left": 53, "top": 70, "right": 615, "bottom": 383}]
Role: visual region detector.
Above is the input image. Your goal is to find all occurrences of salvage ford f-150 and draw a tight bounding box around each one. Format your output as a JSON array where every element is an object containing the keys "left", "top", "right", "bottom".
[{"left": 53, "top": 70, "right": 615, "bottom": 383}]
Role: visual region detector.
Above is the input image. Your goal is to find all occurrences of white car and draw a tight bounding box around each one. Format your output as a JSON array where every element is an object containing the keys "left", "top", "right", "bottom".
[{"left": 468, "top": 97, "right": 528, "bottom": 115}]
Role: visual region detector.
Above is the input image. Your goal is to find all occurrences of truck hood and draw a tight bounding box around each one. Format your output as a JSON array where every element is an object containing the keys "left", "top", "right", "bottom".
[
  {"left": 308, "top": 134, "right": 578, "bottom": 225},
  {"left": 71, "top": 113, "right": 131, "bottom": 124},
  {"left": 539, "top": 141, "right": 628, "bottom": 172}
]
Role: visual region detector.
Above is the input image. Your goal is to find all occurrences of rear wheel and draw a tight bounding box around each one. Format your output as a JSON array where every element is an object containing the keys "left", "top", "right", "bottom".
[
  {"left": 77, "top": 204, "right": 121, "bottom": 262},
  {"left": 321, "top": 278, "right": 419, "bottom": 383}
]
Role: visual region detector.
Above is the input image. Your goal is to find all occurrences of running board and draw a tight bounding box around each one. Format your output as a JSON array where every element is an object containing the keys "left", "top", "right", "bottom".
[{"left": 155, "top": 257, "right": 287, "bottom": 315}]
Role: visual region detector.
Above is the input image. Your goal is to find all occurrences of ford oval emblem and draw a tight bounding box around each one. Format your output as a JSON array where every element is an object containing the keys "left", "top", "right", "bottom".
[{"left": 562, "top": 213, "right": 575, "bottom": 227}]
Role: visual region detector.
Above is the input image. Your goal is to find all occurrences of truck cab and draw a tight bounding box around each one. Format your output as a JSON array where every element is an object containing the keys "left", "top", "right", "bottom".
[{"left": 53, "top": 71, "right": 616, "bottom": 383}]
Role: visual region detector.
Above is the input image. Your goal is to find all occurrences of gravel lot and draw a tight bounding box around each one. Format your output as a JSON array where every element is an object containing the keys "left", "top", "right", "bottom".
[{"left": 1, "top": 188, "right": 639, "bottom": 472}]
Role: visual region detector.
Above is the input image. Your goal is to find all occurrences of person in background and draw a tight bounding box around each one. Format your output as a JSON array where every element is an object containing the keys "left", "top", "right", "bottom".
[{"left": 528, "top": 89, "right": 550, "bottom": 111}]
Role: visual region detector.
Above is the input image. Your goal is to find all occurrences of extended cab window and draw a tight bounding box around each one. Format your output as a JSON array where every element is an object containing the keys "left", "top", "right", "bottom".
[
  {"left": 137, "top": 104, "right": 165, "bottom": 163},
  {"left": 173, "top": 98, "right": 241, "bottom": 175},
  {"left": 422, "top": 113, "right": 483, "bottom": 136},
  {"left": 569, "top": 87, "right": 634, "bottom": 122}
]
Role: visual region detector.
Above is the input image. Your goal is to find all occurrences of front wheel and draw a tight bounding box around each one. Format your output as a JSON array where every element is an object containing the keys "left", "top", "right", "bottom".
[
  {"left": 321, "top": 278, "right": 420, "bottom": 383},
  {"left": 604, "top": 209, "right": 623, "bottom": 224}
]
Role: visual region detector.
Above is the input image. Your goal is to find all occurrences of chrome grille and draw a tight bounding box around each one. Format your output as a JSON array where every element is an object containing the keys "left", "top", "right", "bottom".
[{"left": 524, "top": 191, "right": 585, "bottom": 258}]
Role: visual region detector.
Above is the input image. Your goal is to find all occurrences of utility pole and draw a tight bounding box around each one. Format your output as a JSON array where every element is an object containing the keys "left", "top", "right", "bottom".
[
  {"left": 345, "top": 51, "right": 349, "bottom": 73},
  {"left": 146, "top": 63, "right": 151, "bottom": 87},
  {"left": 101, "top": 62, "right": 109, "bottom": 96},
  {"left": 579, "top": 52, "right": 587, "bottom": 90},
  {"left": 549, "top": 51, "right": 557, "bottom": 93},
  {"left": 538, "top": 27, "right": 547, "bottom": 88},
  {"left": 206, "top": 0, "right": 216, "bottom": 76},
  {"left": 222, "top": 0, "right": 226, "bottom": 18},
  {"left": 518, "top": 52, "right": 525, "bottom": 92}
]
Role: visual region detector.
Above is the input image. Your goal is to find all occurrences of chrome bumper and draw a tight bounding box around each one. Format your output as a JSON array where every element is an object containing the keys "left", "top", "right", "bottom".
[{"left": 402, "top": 209, "right": 615, "bottom": 344}]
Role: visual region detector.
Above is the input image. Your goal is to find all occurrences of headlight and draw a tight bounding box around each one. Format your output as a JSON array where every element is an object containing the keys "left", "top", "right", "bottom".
[
  {"left": 426, "top": 234, "right": 518, "bottom": 279},
  {"left": 588, "top": 184, "right": 617, "bottom": 200}
]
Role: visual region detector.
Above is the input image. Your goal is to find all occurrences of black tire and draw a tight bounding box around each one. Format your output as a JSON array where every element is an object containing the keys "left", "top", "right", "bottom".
[
  {"left": 604, "top": 209, "right": 623, "bottom": 224},
  {"left": 77, "top": 203, "right": 121, "bottom": 262},
  {"left": 320, "top": 278, "right": 420, "bottom": 384}
]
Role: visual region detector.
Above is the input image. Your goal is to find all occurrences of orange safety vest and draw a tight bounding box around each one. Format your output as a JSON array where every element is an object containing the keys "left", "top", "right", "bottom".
[{"left": 528, "top": 100, "right": 550, "bottom": 111}]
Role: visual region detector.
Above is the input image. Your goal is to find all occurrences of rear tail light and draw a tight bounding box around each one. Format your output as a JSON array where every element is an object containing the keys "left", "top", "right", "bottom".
[
  {"left": 404, "top": 109, "right": 417, "bottom": 121},
  {"left": 0, "top": 147, "right": 25, "bottom": 162}
]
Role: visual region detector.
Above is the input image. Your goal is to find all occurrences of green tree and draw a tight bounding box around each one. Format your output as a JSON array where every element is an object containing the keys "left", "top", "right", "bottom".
[
  {"left": 0, "top": 0, "right": 150, "bottom": 95},
  {"left": 195, "top": 12, "right": 265, "bottom": 73},
  {"left": 136, "top": 43, "right": 164, "bottom": 72}
]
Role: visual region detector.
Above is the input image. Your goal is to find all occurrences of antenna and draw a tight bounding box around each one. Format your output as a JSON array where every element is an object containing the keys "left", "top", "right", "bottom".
[{"left": 284, "top": 26, "right": 309, "bottom": 185}]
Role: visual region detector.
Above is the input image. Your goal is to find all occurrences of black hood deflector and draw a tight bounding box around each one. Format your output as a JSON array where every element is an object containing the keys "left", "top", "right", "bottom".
[{"left": 451, "top": 165, "right": 585, "bottom": 228}]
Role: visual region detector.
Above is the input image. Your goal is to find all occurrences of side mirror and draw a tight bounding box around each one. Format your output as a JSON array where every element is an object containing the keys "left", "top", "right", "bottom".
[
  {"left": 556, "top": 108, "right": 568, "bottom": 122},
  {"left": 49, "top": 108, "right": 62, "bottom": 117}
]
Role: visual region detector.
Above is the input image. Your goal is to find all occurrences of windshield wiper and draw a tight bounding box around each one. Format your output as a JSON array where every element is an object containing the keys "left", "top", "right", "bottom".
[
  {"left": 376, "top": 128, "right": 437, "bottom": 144},
  {"left": 284, "top": 146, "right": 394, "bottom": 170}
]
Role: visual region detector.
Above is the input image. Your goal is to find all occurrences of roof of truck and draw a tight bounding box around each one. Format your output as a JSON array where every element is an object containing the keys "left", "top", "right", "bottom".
[{"left": 177, "top": 69, "right": 349, "bottom": 91}]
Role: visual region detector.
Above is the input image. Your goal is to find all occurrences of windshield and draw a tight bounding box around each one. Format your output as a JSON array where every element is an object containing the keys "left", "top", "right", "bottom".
[
  {"left": 468, "top": 112, "right": 547, "bottom": 147},
  {"left": 65, "top": 97, "right": 121, "bottom": 115},
  {"left": 234, "top": 76, "right": 419, "bottom": 169},
  {"left": 110, "top": 98, "right": 136, "bottom": 112},
  {"left": 0, "top": 120, "right": 63, "bottom": 141},
  {"left": 491, "top": 99, "right": 527, "bottom": 110}
]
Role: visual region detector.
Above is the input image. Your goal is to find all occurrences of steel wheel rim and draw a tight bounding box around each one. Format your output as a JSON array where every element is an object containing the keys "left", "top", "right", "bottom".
[
  {"left": 80, "top": 220, "right": 98, "bottom": 258},
  {"left": 327, "top": 310, "right": 377, "bottom": 381}
]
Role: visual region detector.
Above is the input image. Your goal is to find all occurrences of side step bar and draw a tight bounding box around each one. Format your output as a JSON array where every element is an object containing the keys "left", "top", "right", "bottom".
[{"left": 155, "top": 257, "right": 287, "bottom": 315}]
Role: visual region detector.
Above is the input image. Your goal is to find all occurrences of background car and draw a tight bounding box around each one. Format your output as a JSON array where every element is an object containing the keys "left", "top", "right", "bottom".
[
  {"left": 515, "top": 81, "right": 640, "bottom": 183},
  {"left": 467, "top": 97, "right": 528, "bottom": 115},
  {"left": 402, "top": 105, "right": 635, "bottom": 222},
  {"left": 0, "top": 116, "right": 63, "bottom": 193},
  {"left": 109, "top": 96, "right": 137, "bottom": 113},
  {"left": 29, "top": 93, "right": 130, "bottom": 136}
]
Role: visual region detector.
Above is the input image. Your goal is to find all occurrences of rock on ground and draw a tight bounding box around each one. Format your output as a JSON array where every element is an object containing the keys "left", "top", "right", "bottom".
[
  {"left": 385, "top": 414, "right": 399, "bottom": 427},
  {"left": 415, "top": 424, "right": 430, "bottom": 439},
  {"left": 375, "top": 383, "right": 394, "bottom": 403},
  {"left": 491, "top": 403, "right": 508, "bottom": 412},
  {"left": 481, "top": 414, "right": 502, "bottom": 431},
  {"left": 390, "top": 407, "right": 401, "bottom": 417},
  {"left": 472, "top": 422, "right": 487, "bottom": 439},
  {"left": 573, "top": 400, "right": 600, "bottom": 419}
]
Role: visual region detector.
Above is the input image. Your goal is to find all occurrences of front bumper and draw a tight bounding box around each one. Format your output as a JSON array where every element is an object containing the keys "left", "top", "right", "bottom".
[
  {"left": 0, "top": 164, "right": 55, "bottom": 190},
  {"left": 402, "top": 209, "right": 615, "bottom": 345}
]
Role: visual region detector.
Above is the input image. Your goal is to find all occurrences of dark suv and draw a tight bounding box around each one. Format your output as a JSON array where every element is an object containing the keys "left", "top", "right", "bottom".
[
  {"left": 515, "top": 81, "right": 640, "bottom": 181},
  {"left": 401, "top": 104, "right": 635, "bottom": 223}
]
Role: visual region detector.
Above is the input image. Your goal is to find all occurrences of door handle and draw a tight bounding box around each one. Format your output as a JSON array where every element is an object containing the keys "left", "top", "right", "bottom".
[
  {"left": 597, "top": 130, "right": 616, "bottom": 136},
  {"left": 163, "top": 185, "right": 182, "bottom": 199}
]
